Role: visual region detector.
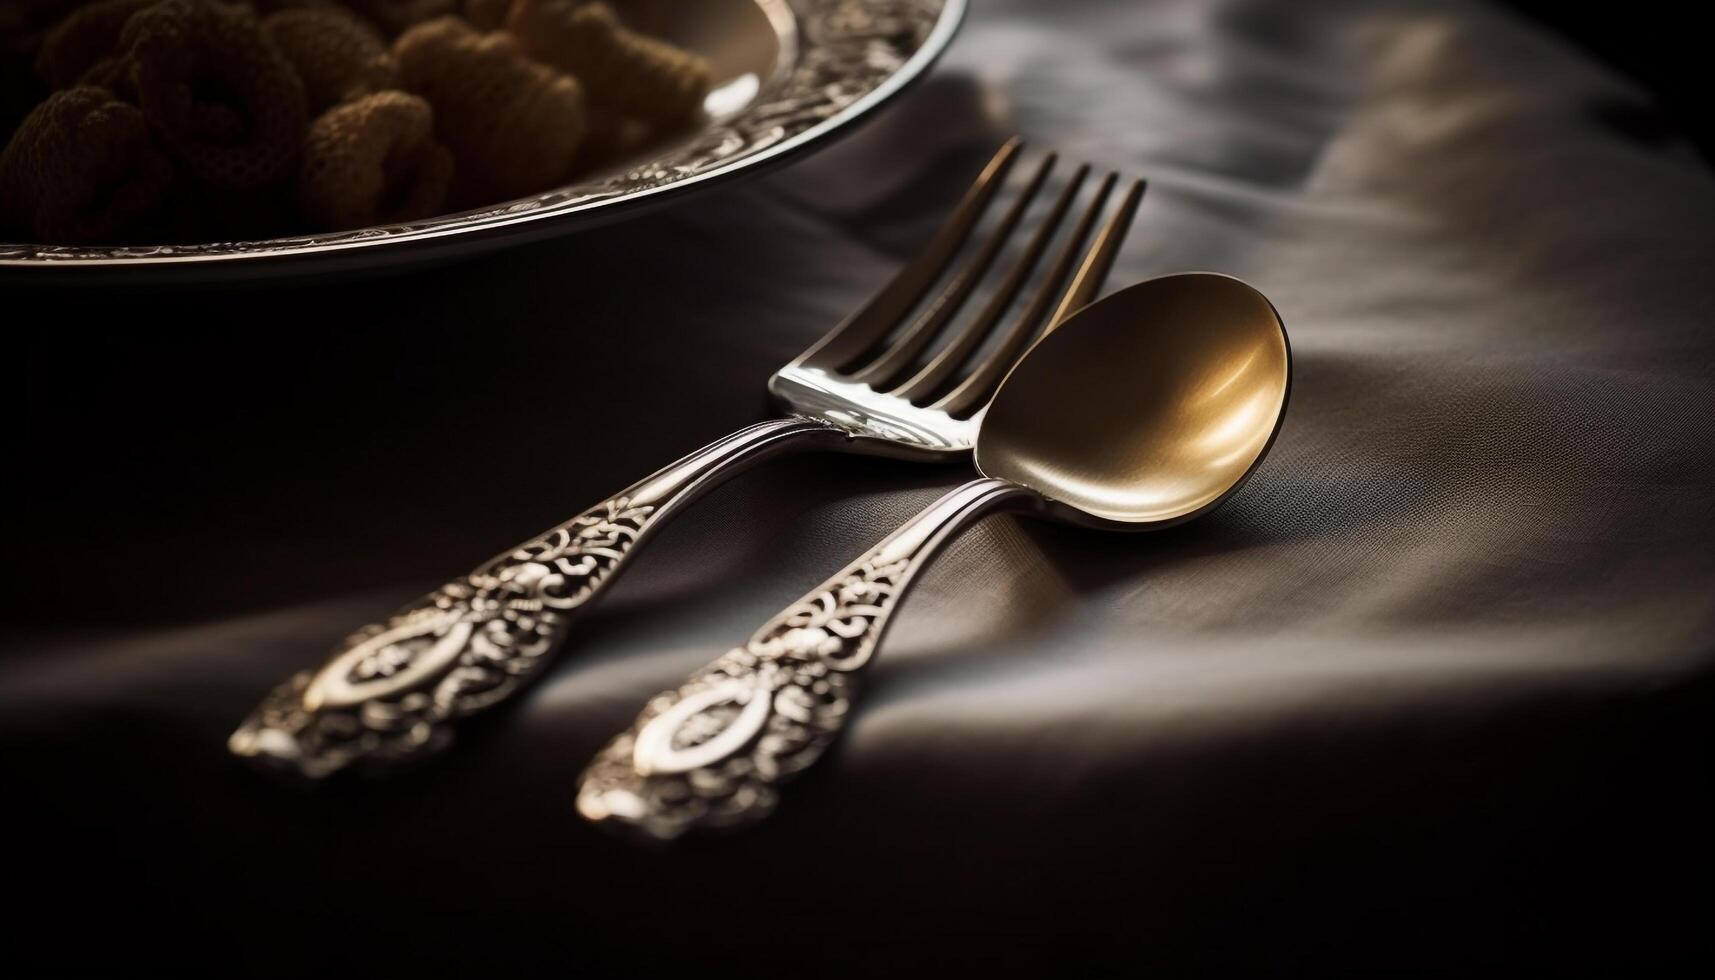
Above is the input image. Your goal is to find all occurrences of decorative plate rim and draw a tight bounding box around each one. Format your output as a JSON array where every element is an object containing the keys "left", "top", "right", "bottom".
[{"left": 0, "top": 0, "right": 964, "bottom": 273}]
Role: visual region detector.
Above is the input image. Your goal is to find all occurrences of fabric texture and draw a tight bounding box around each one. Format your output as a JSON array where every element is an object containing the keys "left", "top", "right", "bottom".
[{"left": 4, "top": 0, "right": 1712, "bottom": 973}]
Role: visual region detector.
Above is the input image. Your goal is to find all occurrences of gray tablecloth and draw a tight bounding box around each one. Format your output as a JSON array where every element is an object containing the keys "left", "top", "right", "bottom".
[{"left": 5, "top": 0, "right": 1712, "bottom": 973}]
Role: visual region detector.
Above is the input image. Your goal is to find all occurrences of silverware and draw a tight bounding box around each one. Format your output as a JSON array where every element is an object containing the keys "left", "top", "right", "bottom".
[
  {"left": 230, "top": 138, "right": 1146, "bottom": 779},
  {"left": 577, "top": 272, "right": 1292, "bottom": 839}
]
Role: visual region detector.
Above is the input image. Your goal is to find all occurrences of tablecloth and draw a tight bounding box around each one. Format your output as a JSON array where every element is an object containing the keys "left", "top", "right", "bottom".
[{"left": 4, "top": 0, "right": 1712, "bottom": 973}]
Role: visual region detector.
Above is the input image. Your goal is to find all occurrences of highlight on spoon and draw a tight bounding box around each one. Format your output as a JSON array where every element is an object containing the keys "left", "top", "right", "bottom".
[{"left": 976, "top": 272, "right": 1290, "bottom": 526}]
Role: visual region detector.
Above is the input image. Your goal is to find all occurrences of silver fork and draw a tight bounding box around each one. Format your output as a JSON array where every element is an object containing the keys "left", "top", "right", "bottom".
[{"left": 229, "top": 138, "right": 1145, "bottom": 779}]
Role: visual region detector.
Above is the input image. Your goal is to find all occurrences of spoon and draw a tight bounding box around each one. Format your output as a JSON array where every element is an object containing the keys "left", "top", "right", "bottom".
[{"left": 577, "top": 272, "right": 1292, "bottom": 840}]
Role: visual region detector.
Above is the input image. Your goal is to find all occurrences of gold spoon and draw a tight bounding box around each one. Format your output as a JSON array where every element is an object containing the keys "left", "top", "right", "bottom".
[{"left": 577, "top": 272, "right": 1292, "bottom": 840}]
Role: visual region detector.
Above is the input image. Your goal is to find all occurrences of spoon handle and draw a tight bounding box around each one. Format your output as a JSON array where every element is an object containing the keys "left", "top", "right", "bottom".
[
  {"left": 228, "top": 416, "right": 851, "bottom": 780},
  {"left": 578, "top": 476, "right": 1039, "bottom": 840}
]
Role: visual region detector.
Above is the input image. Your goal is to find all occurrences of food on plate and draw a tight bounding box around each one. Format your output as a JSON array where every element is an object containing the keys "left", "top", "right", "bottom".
[
  {"left": 507, "top": 1, "right": 707, "bottom": 124},
  {"left": 262, "top": 5, "right": 395, "bottom": 113},
  {"left": 394, "top": 14, "right": 584, "bottom": 205},
  {"left": 125, "top": 0, "right": 309, "bottom": 189},
  {"left": 0, "top": 84, "right": 173, "bottom": 242},
  {"left": 0, "top": 0, "right": 712, "bottom": 244},
  {"left": 298, "top": 88, "right": 450, "bottom": 228}
]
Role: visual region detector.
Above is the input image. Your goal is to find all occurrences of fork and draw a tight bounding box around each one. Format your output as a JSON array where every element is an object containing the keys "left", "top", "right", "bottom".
[{"left": 229, "top": 138, "right": 1145, "bottom": 779}]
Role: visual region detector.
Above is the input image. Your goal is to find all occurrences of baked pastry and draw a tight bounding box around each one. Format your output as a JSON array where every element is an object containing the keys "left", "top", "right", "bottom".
[
  {"left": 0, "top": 84, "right": 173, "bottom": 242},
  {"left": 263, "top": 5, "right": 396, "bottom": 112},
  {"left": 1, "top": 0, "right": 711, "bottom": 242},
  {"left": 394, "top": 15, "right": 585, "bottom": 204},
  {"left": 123, "top": 0, "right": 309, "bottom": 189},
  {"left": 298, "top": 89, "right": 452, "bottom": 228},
  {"left": 461, "top": 0, "right": 513, "bottom": 31},
  {"left": 506, "top": 0, "right": 708, "bottom": 124},
  {"left": 348, "top": 0, "right": 455, "bottom": 37},
  {"left": 33, "top": 0, "right": 156, "bottom": 89}
]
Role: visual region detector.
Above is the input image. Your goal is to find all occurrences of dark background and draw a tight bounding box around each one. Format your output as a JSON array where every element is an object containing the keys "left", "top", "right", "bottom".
[
  {"left": 1499, "top": 1, "right": 1712, "bottom": 162},
  {"left": 4, "top": 2, "right": 1712, "bottom": 975}
]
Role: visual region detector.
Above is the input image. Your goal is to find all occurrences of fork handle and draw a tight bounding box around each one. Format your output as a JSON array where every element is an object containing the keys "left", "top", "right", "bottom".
[
  {"left": 229, "top": 416, "right": 851, "bottom": 780},
  {"left": 577, "top": 476, "right": 1040, "bottom": 840}
]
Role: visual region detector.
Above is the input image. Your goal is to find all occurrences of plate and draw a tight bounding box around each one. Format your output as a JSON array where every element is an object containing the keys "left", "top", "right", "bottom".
[{"left": 0, "top": 0, "right": 964, "bottom": 284}]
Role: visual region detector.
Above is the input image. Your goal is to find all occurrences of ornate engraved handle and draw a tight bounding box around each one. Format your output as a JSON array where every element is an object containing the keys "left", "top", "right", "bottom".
[
  {"left": 229, "top": 417, "right": 851, "bottom": 780},
  {"left": 577, "top": 477, "right": 1038, "bottom": 839}
]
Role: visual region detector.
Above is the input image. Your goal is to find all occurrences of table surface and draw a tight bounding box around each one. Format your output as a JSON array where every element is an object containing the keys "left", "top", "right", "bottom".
[{"left": 4, "top": 0, "right": 1712, "bottom": 973}]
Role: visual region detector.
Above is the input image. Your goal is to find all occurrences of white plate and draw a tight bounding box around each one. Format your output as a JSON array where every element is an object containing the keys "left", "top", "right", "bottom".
[{"left": 0, "top": 0, "right": 964, "bottom": 284}]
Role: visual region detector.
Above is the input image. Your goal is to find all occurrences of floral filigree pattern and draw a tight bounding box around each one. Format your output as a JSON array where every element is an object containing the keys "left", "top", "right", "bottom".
[
  {"left": 230, "top": 497, "right": 656, "bottom": 779},
  {"left": 577, "top": 556, "right": 909, "bottom": 839}
]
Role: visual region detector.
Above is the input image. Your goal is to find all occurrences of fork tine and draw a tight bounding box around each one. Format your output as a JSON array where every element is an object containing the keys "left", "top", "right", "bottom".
[
  {"left": 1044, "top": 176, "right": 1146, "bottom": 334},
  {"left": 847, "top": 151, "right": 1058, "bottom": 387},
  {"left": 889, "top": 164, "right": 1092, "bottom": 403},
  {"left": 930, "top": 173, "right": 1144, "bottom": 417},
  {"left": 795, "top": 138, "right": 1024, "bottom": 371}
]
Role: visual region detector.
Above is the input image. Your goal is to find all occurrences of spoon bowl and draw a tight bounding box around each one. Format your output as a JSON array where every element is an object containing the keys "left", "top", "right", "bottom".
[{"left": 978, "top": 272, "right": 1290, "bottom": 527}]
